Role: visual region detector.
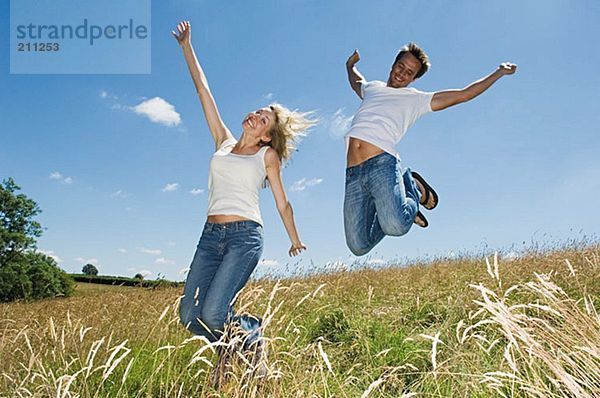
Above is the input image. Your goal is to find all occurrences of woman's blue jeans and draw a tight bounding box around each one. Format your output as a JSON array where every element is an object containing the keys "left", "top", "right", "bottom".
[
  {"left": 343, "top": 152, "right": 421, "bottom": 256},
  {"left": 179, "top": 220, "right": 263, "bottom": 346}
]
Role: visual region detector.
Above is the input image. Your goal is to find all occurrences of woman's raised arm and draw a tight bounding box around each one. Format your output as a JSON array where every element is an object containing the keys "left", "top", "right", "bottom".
[{"left": 172, "top": 21, "right": 233, "bottom": 148}]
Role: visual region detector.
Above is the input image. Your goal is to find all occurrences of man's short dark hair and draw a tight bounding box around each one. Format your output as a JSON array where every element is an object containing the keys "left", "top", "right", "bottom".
[{"left": 394, "top": 43, "right": 431, "bottom": 79}]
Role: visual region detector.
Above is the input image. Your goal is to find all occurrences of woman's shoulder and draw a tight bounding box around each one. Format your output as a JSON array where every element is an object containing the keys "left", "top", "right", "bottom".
[
  {"left": 263, "top": 146, "right": 280, "bottom": 166},
  {"left": 215, "top": 137, "right": 237, "bottom": 152}
]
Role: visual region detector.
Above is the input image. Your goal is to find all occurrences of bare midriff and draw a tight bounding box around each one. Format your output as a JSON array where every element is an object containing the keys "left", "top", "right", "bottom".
[
  {"left": 346, "top": 137, "right": 386, "bottom": 167},
  {"left": 207, "top": 215, "right": 251, "bottom": 223}
]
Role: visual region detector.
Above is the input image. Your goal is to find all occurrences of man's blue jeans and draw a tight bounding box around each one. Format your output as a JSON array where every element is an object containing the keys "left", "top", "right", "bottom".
[
  {"left": 179, "top": 220, "right": 263, "bottom": 346},
  {"left": 343, "top": 152, "right": 421, "bottom": 256}
]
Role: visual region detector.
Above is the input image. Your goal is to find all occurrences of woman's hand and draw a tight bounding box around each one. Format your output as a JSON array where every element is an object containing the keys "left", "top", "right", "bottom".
[
  {"left": 289, "top": 242, "right": 307, "bottom": 257},
  {"left": 171, "top": 20, "right": 191, "bottom": 47}
]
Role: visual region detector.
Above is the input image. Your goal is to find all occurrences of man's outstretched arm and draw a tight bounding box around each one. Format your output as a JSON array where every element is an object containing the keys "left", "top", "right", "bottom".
[
  {"left": 430, "top": 62, "right": 517, "bottom": 112},
  {"left": 346, "top": 49, "right": 366, "bottom": 99}
]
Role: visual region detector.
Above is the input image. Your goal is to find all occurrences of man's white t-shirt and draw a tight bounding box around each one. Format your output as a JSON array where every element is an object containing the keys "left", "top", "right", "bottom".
[{"left": 345, "top": 80, "right": 434, "bottom": 158}]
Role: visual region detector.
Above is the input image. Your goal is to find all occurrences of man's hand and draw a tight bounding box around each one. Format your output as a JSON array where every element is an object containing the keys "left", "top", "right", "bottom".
[
  {"left": 346, "top": 49, "right": 360, "bottom": 68},
  {"left": 346, "top": 49, "right": 365, "bottom": 99},
  {"left": 431, "top": 61, "right": 518, "bottom": 111},
  {"left": 498, "top": 62, "right": 517, "bottom": 75}
]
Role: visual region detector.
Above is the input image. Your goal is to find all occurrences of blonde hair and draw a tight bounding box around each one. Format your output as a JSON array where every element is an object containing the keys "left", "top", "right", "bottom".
[{"left": 265, "top": 103, "right": 317, "bottom": 162}]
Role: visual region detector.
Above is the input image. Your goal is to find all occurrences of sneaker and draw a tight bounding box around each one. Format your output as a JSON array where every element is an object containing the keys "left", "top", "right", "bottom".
[
  {"left": 209, "top": 344, "right": 228, "bottom": 388},
  {"left": 248, "top": 337, "right": 269, "bottom": 378}
]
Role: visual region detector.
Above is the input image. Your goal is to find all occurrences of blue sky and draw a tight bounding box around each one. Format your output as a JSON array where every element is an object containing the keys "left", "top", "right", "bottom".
[{"left": 1, "top": 1, "right": 599, "bottom": 281}]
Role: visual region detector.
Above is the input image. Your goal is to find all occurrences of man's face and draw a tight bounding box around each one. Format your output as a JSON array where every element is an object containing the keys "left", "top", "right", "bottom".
[{"left": 387, "top": 52, "right": 422, "bottom": 88}]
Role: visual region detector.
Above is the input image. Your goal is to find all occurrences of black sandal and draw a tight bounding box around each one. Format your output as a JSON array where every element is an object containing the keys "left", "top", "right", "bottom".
[
  {"left": 414, "top": 211, "right": 428, "bottom": 228},
  {"left": 411, "top": 171, "right": 439, "bottom": 210}
]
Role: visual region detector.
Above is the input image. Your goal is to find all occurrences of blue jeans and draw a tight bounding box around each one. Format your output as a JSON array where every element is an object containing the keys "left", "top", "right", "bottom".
[
  {"left": 179, "top": 220, "right": 263, "bottom": 346},
  {"left": 343, "top": 152, "right": 421, "bottom": 256}
]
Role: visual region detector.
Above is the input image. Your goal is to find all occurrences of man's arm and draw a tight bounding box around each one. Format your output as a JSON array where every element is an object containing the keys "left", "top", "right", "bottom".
[
  {"left": 430, "top": 62, "right": 517, "bottom": 112},
  {"left": 346, "top": 49, "right": 366, "bottom": 99}
]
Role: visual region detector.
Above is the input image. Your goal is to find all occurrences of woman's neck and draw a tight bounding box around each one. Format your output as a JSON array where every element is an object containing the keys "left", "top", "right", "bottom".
[{"left": 232, "top": 134, "right": 263, "bottom": 154}]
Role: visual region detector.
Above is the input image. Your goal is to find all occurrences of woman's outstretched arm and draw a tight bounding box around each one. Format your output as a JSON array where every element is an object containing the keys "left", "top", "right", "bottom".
[
  {"left": 264, "top": 148, "right": 306, "bottom": 257},
  {"left": 172, "top": 21, "right": 233, "bottom": 148}
]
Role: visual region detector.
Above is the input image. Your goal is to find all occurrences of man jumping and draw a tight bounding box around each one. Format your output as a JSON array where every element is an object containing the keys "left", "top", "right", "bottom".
[{"left": 343, "top": 43, "right": 516, "bottom": 256}]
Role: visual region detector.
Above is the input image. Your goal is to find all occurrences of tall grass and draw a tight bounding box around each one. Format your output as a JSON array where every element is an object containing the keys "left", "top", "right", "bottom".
[{"left": 1, "top": 244, "right": 598, "bottom": 397}]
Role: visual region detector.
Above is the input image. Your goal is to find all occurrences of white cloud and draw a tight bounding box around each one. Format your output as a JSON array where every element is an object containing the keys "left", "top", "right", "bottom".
[
  {"left": 290, "top": 177, "right": 323, "bottom": 192},
  {"left": 162, "top": 183, "right": 179, "bottom": 192},
  {"left": 75, "top": 257, "right": 98, "bottom": 265},
  {"left": 259, "top": 259, "right": 279, "bottom": 267},
  {"left": 49, "top": 171, "right": 73, "bottom": 185},
  {"left": 264, "top": 92, "right": 274, "bottom": 100},
  {"left": 132, "top": 97, "right": 181, "bottom": 127},
  {"left": 99, "top": 90, "right": 118, "bottom": 101},
  {"left": 139, "top": 270, "right": 153, "bottom": 278},
  {"left": 139, "top": 247, "right": 162, "bottom": 255},
  {"left": 328, "top": 108, "right": 353, "bottom": 138},
  {"left": 189, "top": 188, "right": 204, "bottom": 195},
  {"left": 167, "top": 241, "right": 177, "bottom": 247},
  {"left": 365, "top": 259, "right": 387, "bottom": 266},
  {"left": 324, "top": 261, "right": 348, "bottom": 272},
  {"left": 155, "top": 257, "right": 174, "bottom": 265},
  {"left": 101, "top": 92, "right": 181, "bottom": 128},
  {"left": 503, "top": 251, "right": 518, "bottom": 261},
  {"left": 117, "top": 248, "right": 127, "bottom": 253},
  {"left": 111, "top": 189, "right": 129, "bottom": 198},
  {"left": 38, "top": 250, "right": 62, "bottom": 264}
]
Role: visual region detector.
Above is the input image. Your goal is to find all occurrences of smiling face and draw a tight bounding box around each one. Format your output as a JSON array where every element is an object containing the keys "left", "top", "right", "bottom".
[
  {"left": 242, "top": 107, "right": 276, "bottom": 143},
  {"left": 387, "top": 52, "right": 423, "bottom": 88}
]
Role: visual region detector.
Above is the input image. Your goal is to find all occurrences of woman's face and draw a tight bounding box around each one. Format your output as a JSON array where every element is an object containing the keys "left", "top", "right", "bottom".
[{"left": 242, "top": 107, "right": 276, "bottom": 143}]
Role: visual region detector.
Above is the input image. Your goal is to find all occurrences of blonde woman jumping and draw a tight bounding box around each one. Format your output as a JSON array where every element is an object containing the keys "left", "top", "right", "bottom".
[{"left": 173, "top": 21, "right": 315, "bottom": 370}]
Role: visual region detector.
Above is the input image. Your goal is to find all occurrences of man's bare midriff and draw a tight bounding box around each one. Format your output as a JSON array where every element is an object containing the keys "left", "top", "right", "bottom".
[
  {"left": 346, "top": 137, "right": 385, "bottom": 167},
  {"left": 207, "top": 215, "right": 250, "bottom": 223}
]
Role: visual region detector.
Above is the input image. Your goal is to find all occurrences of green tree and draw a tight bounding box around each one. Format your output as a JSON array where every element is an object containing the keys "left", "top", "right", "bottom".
[
  {"left": 134, "top": 273, "right": 144, "bottom": 280},
  {"left": 0, "top": 178, "right": 74, "bottom": 302},
  {"left": 28, "top": 252, "right": 74, "bottom": 299},
  {"left": 82, "top": 263, "right": 98, "bottom": 276},
  {"left": 0, "top": 178, "right": 42, "bottom": 267},
  {"left": 0, "top": 261, "right": 32, "bottom": 301},
  {"left": 0, "top": 253, "right": 74, "bottom": 302}
]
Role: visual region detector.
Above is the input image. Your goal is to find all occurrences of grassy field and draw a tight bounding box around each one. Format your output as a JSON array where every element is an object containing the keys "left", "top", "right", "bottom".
[{"left": 1, "top": 243, "right": 599, "bottom": 397}]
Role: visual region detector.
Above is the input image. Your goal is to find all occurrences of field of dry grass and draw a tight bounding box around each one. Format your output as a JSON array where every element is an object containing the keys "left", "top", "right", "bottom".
[{"left": 1, "top": 243, "right": 599, "bottom": 397}]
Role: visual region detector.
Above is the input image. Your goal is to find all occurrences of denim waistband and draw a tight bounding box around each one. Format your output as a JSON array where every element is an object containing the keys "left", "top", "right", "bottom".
[
  {"left": 204, "top": 220, "right": 261, "bottom": 232},
  {"left": 346, "top": 152, "right": 396, "bottom": 173}
]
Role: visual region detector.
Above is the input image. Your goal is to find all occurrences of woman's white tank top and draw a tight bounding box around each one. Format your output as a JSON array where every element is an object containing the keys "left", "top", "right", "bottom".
[{"left": 206, "top": 138, "right": 269, "bottom": 225}]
